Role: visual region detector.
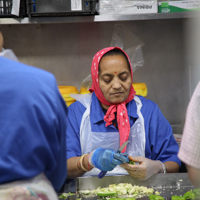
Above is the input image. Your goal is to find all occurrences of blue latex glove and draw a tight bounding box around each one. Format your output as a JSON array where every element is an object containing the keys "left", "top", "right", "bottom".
[{"left": 91, "top": 148, "right": 129, "bottom": 171}]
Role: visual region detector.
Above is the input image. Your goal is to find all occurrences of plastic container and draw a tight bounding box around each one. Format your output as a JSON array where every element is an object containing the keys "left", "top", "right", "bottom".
[
  {"left": 80, "top": 86, "right": 90, "bottom": 95},
  {"left": 58, "top": 86, "right": 79, "bottom": 107},
  {"left": 132, "top": 83, "right": 148, "bottom": 97},
  {"left": 80, "top": 83, "right": 148, "bottom": 97},
  {"left": 0, "top": 0, "right": 27, "bottom": 17}
]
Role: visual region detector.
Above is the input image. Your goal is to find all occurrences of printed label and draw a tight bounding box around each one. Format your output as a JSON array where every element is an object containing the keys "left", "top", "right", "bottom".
[
  {"left": 71, "top": 0, "right": 82, "bottom": 11},
  {"left": 133, "top": 4, "right": 153, "bottom": 9},
  {"left": 100, "top": 0, "right": 157, "bottom": 14},
  {"left": 159, "top": 0, "right": 200, "bottom": 9}
]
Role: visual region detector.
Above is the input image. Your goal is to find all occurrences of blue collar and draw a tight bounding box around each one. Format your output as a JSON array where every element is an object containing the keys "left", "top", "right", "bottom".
[{"left": 90, "top": 93, "right": 138, "bottom": 124}]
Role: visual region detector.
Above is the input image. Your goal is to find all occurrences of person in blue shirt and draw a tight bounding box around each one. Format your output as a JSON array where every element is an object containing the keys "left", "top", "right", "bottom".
[
  {"left": 0, "top": 31, "right": 67, "bottom": 199},
  {"left": 66, "top": 47, "right": 181, "bottom": 180}
]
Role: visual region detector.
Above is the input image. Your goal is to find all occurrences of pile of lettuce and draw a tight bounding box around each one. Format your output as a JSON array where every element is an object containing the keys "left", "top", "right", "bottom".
[{"left": 79, "top": 183, "right": 154, "bottom": 199}]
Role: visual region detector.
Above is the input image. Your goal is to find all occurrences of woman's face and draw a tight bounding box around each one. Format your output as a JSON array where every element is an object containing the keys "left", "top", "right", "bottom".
[{"left": 99, "top": 54, "right": 132, "bottom": 106}]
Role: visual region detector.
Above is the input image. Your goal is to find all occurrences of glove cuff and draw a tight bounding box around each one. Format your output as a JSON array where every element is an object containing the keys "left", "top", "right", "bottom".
[
  {"left": 156, "top": 161, "right": 167, "bottom": 174},
  {"left": 161, "top": 163, "right": 167, "bottom": 174}
]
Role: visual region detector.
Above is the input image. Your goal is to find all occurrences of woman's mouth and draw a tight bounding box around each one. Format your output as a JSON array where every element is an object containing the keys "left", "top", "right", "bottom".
[{"left": 111, "top": 92, "right": 123, "bottom": 96}]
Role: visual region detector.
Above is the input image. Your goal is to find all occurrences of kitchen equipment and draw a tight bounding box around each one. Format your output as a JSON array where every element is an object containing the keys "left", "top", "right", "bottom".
[
  {"left": 26, "top": 0, "right": 99, "bottom": 17},
  {"left": 76, "top": 173, "right": 195, "bottom": 199},
  {"left": 98, "top": 140, "right": 129, "bottom": 179},
  {"left": 0, "top": 0, "right": 27, "bottom": 17},
  {"left": 80, "top": 86, "right": 90, "bottom": 95}
]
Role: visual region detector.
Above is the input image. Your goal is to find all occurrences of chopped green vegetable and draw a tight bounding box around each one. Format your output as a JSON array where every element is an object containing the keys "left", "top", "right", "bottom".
[
  {"left": 193, "top": 188, "right": 200, "bottom": 198},
  {"left": 126, "top": 198, "right": 136, "bottom": 200},
  {"left": 109, "top": 198, "right": 126, "bottom": 200},
  {"left": 128, "top": 160, "right": 135, "bottom": 165},
  {"left": 58, "top": 192, "right": 75, "bottom": 199},
  {"left": 171, "top": 195, "right": 185, "bottom": 200},
  {"left": 81, "top": 190, "right": 90, "bottom": 195},
  {"left": 183, "top": 191, "right": 196, "bottom": 200},
  {"left": 97, "top": 191, "right": 116, "bottom": 196},
  {"left": 149, "top": 194, "right": 164, "bottom": 200}
]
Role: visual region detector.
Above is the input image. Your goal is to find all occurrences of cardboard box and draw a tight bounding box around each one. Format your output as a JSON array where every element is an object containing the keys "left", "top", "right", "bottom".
[
  {"left": 99, "top": 0, "right": 158, "bottom": 14},
  {"left": 158, "top": 0, "right": 200, "bottom": 13}
]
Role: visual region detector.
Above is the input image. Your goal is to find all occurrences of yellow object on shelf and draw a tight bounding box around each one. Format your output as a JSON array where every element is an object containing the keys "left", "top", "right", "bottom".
[
  {"left": 132, "top": 83, "right": 148, "bottom": 97},
  {"left": 58, "top": 86, "right": 79, "bottom": 106},
  {"left": 79, "top": 84, "right": 148, "bottom": 97},
  {"left": 80, "top": 86, "right": 90, "bottom": 95}
]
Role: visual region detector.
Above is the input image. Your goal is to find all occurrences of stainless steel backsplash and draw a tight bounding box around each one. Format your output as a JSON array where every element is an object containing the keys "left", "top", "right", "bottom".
[{"left": 1, "top": 19, "right": 192, "bottom": 128}]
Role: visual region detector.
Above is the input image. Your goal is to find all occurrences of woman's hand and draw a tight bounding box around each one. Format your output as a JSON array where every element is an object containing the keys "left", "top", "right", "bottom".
[
  {"left": 120, "top": 156, "right": 163, "bottom": 180},
  {"left": 90, "top": 148, "right": 129, "bottom": 171}
]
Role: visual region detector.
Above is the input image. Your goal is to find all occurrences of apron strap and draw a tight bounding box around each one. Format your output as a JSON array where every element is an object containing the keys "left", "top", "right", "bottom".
[{"left": 70, "top": 93, "right": 92, "bottom": 108}]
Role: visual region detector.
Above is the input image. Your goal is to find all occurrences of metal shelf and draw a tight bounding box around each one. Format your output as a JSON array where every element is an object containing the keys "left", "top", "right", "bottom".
[{"left": 0, "top": 12, "right": 199, "bottom": 24}]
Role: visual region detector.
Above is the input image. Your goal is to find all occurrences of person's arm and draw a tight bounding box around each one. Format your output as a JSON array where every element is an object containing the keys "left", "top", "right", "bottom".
[
  {"left": 164, "top": 161, "right": 179, "bottom": 173},
  {"left": 66, "top": 103, "right": 87, "bottom": 179},
  {"left": 149, "top": 103, "right": 181, "bottom": 171},
  {"left": 67, "top": 154, "right": 93, "bottom": 179},
  {"left": 178, "top": 82, "right": 200, "bottom": 187},
  {"left": 121, "top": 100, "right": 181, "bottom": 179},
  {"left": 0, "top": 31, "right": 3, "bottom": 51},
  {"left": 186, "top": 165, "right": 200, "bottom": 188},
  {"left": 67, "top": 148, "right": 129, "bottom": 179}
]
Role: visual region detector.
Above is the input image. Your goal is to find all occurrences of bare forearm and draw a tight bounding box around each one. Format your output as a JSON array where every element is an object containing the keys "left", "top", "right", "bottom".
[
  {"left": 67, "top": 157, "right": 85, "bottom": 179},
  {"left": 67, "top": 155, "right": 93, "bottom": 179},
  {"left": 186, "top": 164, "right": 200, "bottom": 188},
  {"left": 164, "top": 161, "right": 179, "bottom": 173}
]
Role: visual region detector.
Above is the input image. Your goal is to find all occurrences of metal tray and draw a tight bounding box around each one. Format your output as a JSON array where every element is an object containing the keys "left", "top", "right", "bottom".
[{"left": 75, "top": 173, "right": 196, "bottom": 199}]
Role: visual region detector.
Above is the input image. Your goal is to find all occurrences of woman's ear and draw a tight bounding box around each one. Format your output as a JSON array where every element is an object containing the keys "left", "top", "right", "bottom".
[{"left": 0, "top": 32, "right": 4, "bottom": 52}]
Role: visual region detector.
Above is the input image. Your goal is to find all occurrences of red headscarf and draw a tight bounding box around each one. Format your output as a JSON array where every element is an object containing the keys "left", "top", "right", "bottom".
[{"left": 89, "top": 47, "right": 136, "bottom": 152}]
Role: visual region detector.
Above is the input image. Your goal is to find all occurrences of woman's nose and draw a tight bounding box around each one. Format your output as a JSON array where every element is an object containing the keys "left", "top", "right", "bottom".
[{"left": 112, "top": 78, "right": 121, "bottom": 89}]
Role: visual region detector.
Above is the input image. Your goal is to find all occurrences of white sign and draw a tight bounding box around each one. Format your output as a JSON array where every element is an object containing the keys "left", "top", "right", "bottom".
[
  {"left": 71, "top": 0, "right": 82, "bottom": 11},
  {"left": 11, "top": 0, "right": 20, "bottom": 16}
]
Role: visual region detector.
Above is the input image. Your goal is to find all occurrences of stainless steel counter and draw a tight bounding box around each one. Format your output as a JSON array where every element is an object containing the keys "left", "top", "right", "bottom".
[{"left": 76, "top": 173, "right": 195, "bottom": 199}]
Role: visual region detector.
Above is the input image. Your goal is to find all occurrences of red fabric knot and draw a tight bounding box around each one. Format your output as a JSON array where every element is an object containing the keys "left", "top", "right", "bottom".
[
  {"left": 104, "top": 103, "right": 131, "bottom": 152},
  {"left": 104, "top": 106, "right": 117, "bottom": 127}
]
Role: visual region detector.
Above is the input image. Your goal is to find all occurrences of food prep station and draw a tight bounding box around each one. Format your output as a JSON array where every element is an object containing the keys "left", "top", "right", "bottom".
[{"left": 61, "top": 173, "right": 196, "bottom": 200}]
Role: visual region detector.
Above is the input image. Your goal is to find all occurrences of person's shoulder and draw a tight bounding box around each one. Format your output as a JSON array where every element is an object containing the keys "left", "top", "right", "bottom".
[
  {"left": 1, "top": 56, "right": 55, "bottom": 81},
  {"left": 136, "top": 95, "right": 158, "bottom": 108},
  {"left": 1, "top": 57, "right": 58, "bottom": 98},
  {"left": 6, "top": 56, "right": 53, "bottom": 77},
  {"left": 22, "top": 62, "right": 55, "bottom": 82},
  {"left": 68, "top": 99, "right": 86, "bottom": 114}
]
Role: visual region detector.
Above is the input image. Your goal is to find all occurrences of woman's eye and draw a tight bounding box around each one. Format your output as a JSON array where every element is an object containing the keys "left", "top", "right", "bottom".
[
  {"left": 104, "top": 79, "right": 111, "bottom": 83},
  {"left": 120, "top": 76, "right": 128, "bottom": 81}
]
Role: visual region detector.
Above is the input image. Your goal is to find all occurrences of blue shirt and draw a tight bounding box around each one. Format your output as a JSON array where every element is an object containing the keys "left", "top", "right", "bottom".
[
  {"left": 0, "top": 56, "right": 68, "bottom": 191},
  {"left": 67, "top": 92, "right": 181, "bottom": 166}
]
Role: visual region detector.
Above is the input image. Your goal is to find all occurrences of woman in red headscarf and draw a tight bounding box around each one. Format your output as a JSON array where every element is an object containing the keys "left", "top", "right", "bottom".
[{"left": 66, "top": 47, "right": 180, "bottom": 180}]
